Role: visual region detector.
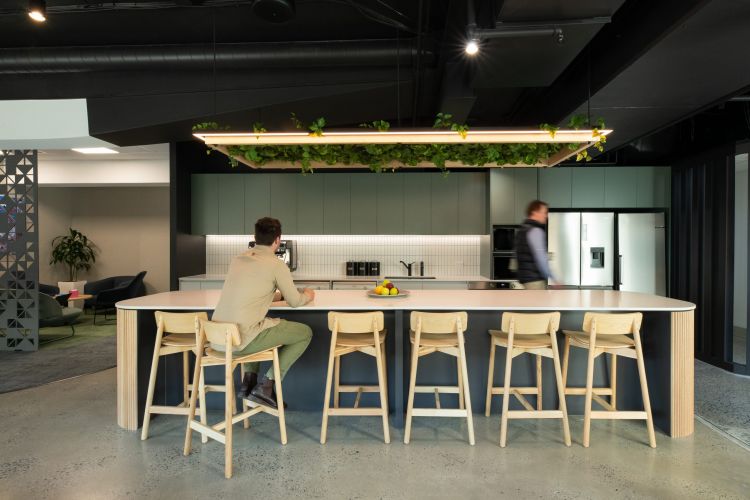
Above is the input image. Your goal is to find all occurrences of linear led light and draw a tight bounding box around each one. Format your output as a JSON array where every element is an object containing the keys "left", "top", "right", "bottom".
[
  {"left": 71, "top": 147, "right": 119, "bottom": 154},
  {"left": 194, "top": 129, "right": 612, "bottom": 146},
  {"left": 28, "top": 0, "right": 46, "bottom": 22}
]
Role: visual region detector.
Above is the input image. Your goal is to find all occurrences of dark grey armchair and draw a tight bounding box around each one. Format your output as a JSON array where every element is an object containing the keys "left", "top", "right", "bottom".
[
  {"left": 39, "top": 292, "right": 82, "bottom": 343},
  {"left": 87, "top": 271, "right": 147, "bottom": 323}
]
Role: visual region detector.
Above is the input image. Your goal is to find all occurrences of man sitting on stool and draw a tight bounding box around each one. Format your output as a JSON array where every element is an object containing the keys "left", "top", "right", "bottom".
[{"left": 212, "top": 217, "right": 315, "bottom": 408}]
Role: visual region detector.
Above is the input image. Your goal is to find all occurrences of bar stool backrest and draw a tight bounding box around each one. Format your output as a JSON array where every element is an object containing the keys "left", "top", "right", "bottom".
[
  {"left": 582, "top": 312, "right": 642, "bottom": 336},
  {"left": 501, "top": 312, "right": 560, "bottom": 335},
  {"left": 197, "top": 318, "right": 242, "bottom": 347},
  {"left": 155, "top": 311, "right": 208, "bottom": 334},
  {"left": 328, "top": 311, "right": 384, "bottom": 334},
  {"left": 410, "top": 311, "right": 468, "bottom": 334}
]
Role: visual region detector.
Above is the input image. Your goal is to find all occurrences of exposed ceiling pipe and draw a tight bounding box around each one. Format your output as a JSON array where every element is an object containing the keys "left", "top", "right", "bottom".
[{"left": 0, "top": 39, "right": 430, "bottom": 74}]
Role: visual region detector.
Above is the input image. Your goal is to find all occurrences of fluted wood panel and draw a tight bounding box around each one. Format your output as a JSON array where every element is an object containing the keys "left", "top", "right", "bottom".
[
  {"left": 671, "top": 310, "right": 695, "bottom": 437},
  {"left": 117, "top": 308, "right": 139, "bottom": 430}
]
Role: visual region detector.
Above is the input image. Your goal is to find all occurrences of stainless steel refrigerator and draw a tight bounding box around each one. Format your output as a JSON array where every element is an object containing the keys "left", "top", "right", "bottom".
[
  {"left": 617, "top": 212, "right": 666, "bottom": 296},
  {"left": 548, "top": 212, "right": 615, "bottom": 288}
]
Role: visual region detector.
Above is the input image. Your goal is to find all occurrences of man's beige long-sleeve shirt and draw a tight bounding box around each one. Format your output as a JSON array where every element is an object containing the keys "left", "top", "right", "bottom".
[{"left": 212, "top": 244, "right": 311, "bottom": 350}]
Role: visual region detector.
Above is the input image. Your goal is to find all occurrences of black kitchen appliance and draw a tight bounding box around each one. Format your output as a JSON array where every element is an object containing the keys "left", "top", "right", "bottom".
[{"left": 492, "top": 225, "right": 518, "bottom": 280}]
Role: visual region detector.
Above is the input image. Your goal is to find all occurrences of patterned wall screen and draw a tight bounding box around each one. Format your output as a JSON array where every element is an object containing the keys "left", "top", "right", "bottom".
[{"left": 0, "top": 150, "right": 39, "bottom": 351}]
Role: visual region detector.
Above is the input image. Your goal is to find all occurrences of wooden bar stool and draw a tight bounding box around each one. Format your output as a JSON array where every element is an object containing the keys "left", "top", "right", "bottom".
[
  {"left": 561, "top": 312, "right": 656, "bottom": 448},
  {"left": 485, "top": 312, "right": 570, "bottom": 447},
  {"left": 321, "top": 311, "right": 390, "bottom": 444},
  {"left": 142, "top": 311, "right": 208, "bottom": 441},
  {"left": 404, "top": 311, "right": 475, "bottom": 446},
  {"left": 184, "top": 319, "right": 287, "bottom": 479}
]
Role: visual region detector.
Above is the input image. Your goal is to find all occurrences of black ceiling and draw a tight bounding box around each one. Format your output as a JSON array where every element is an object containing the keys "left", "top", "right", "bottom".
[{"left": 1, "top": 0, "right": 749, "bottom": 162}]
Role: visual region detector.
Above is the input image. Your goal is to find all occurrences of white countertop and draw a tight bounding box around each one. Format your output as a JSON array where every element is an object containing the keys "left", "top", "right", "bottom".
[
  {"left": 117, "top": 289, "right": 695, "bottom": 312},
  {"left": 179, "top": 274, "right": 500, "bottom": 282}
]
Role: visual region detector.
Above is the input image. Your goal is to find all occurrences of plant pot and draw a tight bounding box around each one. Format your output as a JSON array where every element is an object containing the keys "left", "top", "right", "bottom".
[{"left": 58, "top": 280, "right": 87, "bottom": 295}]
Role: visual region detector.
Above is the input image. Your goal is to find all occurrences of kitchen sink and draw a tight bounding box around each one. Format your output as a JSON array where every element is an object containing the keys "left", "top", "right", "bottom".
[{"left": 385, "top": 276, "right": 436, "bottom": 280}]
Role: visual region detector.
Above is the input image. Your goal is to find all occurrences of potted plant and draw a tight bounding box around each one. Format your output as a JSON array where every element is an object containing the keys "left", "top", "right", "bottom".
[{"left": 50, "top": 228, "right": 97, "bottom": 294}]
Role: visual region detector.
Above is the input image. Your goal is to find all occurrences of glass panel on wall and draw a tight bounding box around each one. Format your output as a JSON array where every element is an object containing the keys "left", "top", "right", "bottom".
[{"left": 734, "top": 153, "right": 748, "bottom": 367}]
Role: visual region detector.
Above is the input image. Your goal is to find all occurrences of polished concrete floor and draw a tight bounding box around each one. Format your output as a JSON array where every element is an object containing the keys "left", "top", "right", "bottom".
[{"left": 1, "top": 369, "right": 749, "bottom": 500}]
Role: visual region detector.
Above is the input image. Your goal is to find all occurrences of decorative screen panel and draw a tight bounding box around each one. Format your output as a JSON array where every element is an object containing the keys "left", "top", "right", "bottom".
[{"left": 0, "top": 150, "right": 39, "bottom": 351}]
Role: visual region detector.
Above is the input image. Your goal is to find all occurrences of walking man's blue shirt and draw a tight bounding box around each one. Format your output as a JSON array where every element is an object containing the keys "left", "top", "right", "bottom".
[{"left": 526, "top": 227, "right": 556, "bottom": 282}]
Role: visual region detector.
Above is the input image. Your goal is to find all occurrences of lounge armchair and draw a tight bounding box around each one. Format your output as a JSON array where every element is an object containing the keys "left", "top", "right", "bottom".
[
  {"left": 39, "top": 292, "right": 83, "bottom": 344},
  {"left": 88, "top": 271, "right": 147, "bottom": 324}
]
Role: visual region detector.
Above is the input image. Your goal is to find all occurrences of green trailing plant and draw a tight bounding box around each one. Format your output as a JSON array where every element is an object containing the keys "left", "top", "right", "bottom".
[
  {"left": 194, "top": 113, "right": 606, "bottom": 173},
  {"left": 50, "top": 228, "right": 97, "bottom": 282}
]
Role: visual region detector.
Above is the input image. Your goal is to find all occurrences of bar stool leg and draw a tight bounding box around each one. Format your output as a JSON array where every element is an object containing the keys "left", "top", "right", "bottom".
[
  {"left": 457, "top": 354, "right": 465, "bottom": 410},
  {"left": 610, "top": 354, "right": 618, "bottom": 410},
  {"left": 403, "top": 339, "right": 420, "bottom": 444},
  {"left": 457, "top": 334, "right": 475, "bottom": 446},
  {"left": 582, "top": 344, "right": 597, "bottom": 448},
  {"left": 333, "top": 356, "right": 341, "bottom": 409},
  {"left": 550, "top": 332, "right": 571, "bottom": 446},
  {"left": 485, "top": 340, "right": 496, "bottom": 417},
  {"left": 141, "top": 331, "right": 165, "bottom": 441},
  {"left": 380, "top": 342, "right": 389, "bottom": 415},
  {"left": 272, "top": 348, "right": 288, "bottom": 445},
  {"left": 184, "top": 339, "right": 204, "bottom": 456},
  {"left": 240, "top": 365, "right": 250, "bottom": 430},
  {"left": 199, "top": 368, "right": 209, "bottom": 444},
  {"left": 320, "top": 334, "right": 337, "bottom": 444},
  {"left": 536, "top": 355, "right": 543, "bottom": 411},
  {"left": 374, "top": 333, "right": 391, "bottom": 444},
  {"left": 224, "top": 360, "right": 234, "bottom": 479},
  {"left": 633, "top": 332, "right": 656, "bottom": 448},
  {"left": 499, "top": 338, "right": 514, "bottom": 448},
  {"left": 182, "top": 351, "right": 190, "bottom": 405},
  {"left": 561, "top": 336, "right": 571, "bottom": 389}
]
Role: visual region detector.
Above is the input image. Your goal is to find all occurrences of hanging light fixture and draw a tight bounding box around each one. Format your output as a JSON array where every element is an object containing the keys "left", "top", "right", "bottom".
[{"left": 27, "top": 0, "right": 46, "bottom": 22}]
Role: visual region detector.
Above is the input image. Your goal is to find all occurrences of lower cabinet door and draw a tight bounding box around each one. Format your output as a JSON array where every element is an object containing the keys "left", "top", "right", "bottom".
[{"left": 331, "top": 281, "right": 378, "bottom": 290}]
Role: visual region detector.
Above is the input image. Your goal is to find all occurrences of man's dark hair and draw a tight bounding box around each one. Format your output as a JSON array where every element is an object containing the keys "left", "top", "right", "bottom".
[
  {"left": 526, "top": 200, "right": 549, "bottom": 217},
  {"left": 254, "top": 217, "right": 282, "bottom": 245}
]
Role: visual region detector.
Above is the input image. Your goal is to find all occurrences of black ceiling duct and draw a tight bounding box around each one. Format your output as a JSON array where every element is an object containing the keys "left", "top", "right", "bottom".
[{"left": 252, "top": 0, "right": 295, "bottom": 23}]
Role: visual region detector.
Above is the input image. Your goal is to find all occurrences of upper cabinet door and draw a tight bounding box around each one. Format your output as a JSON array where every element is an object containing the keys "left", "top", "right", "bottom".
[
  {"left": 191, "top": 174, "right": 219, "bottom": 235},
  {"left": 490, "top": 169, "right": 515, "bottom": 225},
  {"left": 458, "top": 172, "right": 487, "bottom": 234},
  {"left": 218, "top": 174, "right": 245, "bottom": 234},
  {"left": 431, "top": 173, "right": 459, "bottom": 234},
  {"left": 244, "top": 174, "right": 271, "bottom": 234},
  {"left": 270, "top": 175, "right": 298, "bottom": 234},
  {"left": 539, "top": 168, "right": 572, "bottom": 208},
  {"left": 513, "top": 169, "right": 538, "bottom": 223},
  {"left": 604, "top": 168, "right": 638, "bottom": 208},
  {"left": 323, "top": 174, "right": 351, "bottom": 234},
  {"left": 572, "top": 167, "right": 605, "bottom": 208},
  {"left": 403, "top": 173, "right": 431, "bottom": 234},
  {"left": 376, "top": 174, "right": 404, "bottom": 234},
  {"left": 296, "top": 174, "right": 324, "bottom": 234},
  {"left": 350, "top": 173, "right": 378, "bottom": 234}
]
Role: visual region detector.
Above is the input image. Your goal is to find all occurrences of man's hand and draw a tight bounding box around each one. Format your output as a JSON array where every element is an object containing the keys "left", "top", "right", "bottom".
[{"left": 303, "top": 288, "right": 315, "bottom": 302}]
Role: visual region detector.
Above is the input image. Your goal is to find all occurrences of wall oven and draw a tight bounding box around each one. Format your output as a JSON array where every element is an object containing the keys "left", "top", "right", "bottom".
[{"left": 492, "top": 225, "right": 518, "bottom": 280}]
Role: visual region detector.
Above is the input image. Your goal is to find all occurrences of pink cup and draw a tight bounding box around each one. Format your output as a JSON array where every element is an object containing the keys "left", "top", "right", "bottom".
[{"left": 69, "top": 289, "right": 79, "bottom": 298}]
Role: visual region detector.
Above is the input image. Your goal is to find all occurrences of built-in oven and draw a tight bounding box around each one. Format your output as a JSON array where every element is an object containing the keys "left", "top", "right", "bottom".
[{"left": 492, "top": 225, "right": 518, "bottom": 280}]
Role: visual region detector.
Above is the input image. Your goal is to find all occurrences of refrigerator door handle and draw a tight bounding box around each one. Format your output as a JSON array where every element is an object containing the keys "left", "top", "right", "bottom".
[
  {"left": 618, "top": 254, "right": 623, "bottom": 286},
  {"left": 582, "top": 223, "right": 588, "bottom": 241}
]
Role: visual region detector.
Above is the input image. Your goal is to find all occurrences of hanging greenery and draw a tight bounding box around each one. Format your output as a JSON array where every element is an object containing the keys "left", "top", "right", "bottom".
[{"left": 193, "top": 113, "right": 606, "bottom": 173}]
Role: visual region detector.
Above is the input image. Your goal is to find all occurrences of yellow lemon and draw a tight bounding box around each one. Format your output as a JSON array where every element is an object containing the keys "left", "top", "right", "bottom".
[
  {"left": 379, "top": 288, "right": 390, "bottom": 296},
  {"left": 381, "top": 279, "right": 390, "bottom": 286},
  {"left": 374, "top": 285, "right": 384, "bottom": 294},
  {"left": 389, "top": 287, "right": 399, "bottom": 295}
]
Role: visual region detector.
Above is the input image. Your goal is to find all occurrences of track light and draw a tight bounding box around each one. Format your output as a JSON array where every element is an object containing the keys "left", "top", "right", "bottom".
[
  {"left": 465, "top": 39, "right": 479, "bottom": 56},
  {"left": 28, "top": 0, "right": 46, "bottom": 22}
]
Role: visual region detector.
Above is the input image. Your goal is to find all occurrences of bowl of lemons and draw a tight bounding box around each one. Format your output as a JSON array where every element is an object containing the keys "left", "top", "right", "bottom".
[{"left": 367, "top": 279, "right": 409, "bottom": 298}]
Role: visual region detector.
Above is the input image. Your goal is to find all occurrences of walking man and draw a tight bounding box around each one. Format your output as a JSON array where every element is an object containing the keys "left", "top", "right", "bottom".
[{"left": 515, "top": 200, "right": 556, "bottom": 290}]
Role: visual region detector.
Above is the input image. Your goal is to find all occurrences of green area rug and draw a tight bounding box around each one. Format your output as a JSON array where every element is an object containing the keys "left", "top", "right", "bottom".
[{"left": 0, "top": 313, "right": 116, "bottom": 393}]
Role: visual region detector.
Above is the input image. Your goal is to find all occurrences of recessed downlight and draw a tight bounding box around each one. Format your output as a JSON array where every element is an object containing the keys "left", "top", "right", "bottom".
[
  {"left": 28, "top": 0, "right": 46, "bottom": 22},
  {"left": 71, "top": 147, "right": 119, "bottom": 155}
]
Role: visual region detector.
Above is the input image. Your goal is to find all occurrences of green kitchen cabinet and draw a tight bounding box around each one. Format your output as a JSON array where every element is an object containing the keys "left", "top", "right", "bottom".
[
  {"left": 489, "top": 169, "right": 515, "bottom": 224},
  {"left": 653, "top": 167, "right": 671, "bottom": 207},
  {"left": 458, "top": 172, "right": 487, "bottom": 233},
  {"left": 296, "top": 174, "right": 324, "bottom": 234},
  {"left": 270, "top": 175, "right": 298, "bottom": 234},
  {"left": 191, "top": 174, "right": 219, "bottom": 234},
  {"left": 605, "top": 168, "right": 638, "bottom": 208},
  {"left": 243, "top": 174, "right": 271, "bottom": 233},
  {"left": 323, "top": 174, "right": 351, "bottom": 234},
  {"left": 572, "top": 167, "right": 605, "bottom": 207},
  {"left": 403, "top": 173, "right": 432, "bottom": 234},
  {"left": 513, "top": 169, "right": 538, "bottom": 223},
  {"left": 217, "top": 175, "right": 245, "bottom": 234},
  {"left": 539, "top": 168, "right": 572, "bottom": 208},
  {"left": 349, "top": 173, "right": 378, "bottom": 234},
  {"left": 430, "top": 173, "right": 459, "bottom": 234},
  {"left": 376, "top": 174, "right": 404, "bottom": 234},
  {"left": 635, "top": 167, "right": 655, "bottom": 208}
]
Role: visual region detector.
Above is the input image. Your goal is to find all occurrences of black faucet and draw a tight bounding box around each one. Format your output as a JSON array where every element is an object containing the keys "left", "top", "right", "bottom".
[{"left": 399, "top": 260, "right": 414, "bottom": 276}]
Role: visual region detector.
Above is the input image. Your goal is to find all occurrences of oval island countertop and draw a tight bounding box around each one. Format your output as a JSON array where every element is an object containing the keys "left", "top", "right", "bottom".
[{"left": 117, "top": 289, "right": 695, "bottom": 312}]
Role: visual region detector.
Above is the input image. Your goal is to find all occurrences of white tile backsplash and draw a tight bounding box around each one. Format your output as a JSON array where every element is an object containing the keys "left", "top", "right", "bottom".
[{"left": 206, "top": 235, "right": 482, "bottom": 276}]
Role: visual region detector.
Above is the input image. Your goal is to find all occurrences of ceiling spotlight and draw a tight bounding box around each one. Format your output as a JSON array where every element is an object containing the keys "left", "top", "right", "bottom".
[
  {"left": 71, "top": 147, "right": 119, "bottom": 155},
  {"left": 465, "top": 39, "right": 479, "bottom": 56},
  {"left": 27, "top": 0, "right": 46, "bottom": 22}
]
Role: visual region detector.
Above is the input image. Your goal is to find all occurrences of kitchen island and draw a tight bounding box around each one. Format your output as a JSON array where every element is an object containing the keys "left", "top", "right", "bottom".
[{"left": 116, "top": 289, "right": 695, "bottom": 438}]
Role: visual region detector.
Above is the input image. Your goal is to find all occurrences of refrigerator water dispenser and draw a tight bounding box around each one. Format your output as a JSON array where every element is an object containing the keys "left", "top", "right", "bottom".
[{"left": 590, "top": 247, "right": 605, "bottom": 268}]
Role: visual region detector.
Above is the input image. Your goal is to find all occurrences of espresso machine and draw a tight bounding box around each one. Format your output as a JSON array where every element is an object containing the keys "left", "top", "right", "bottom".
[{"left": 248, "top": 239, "right": 297, "bottom": 271}]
